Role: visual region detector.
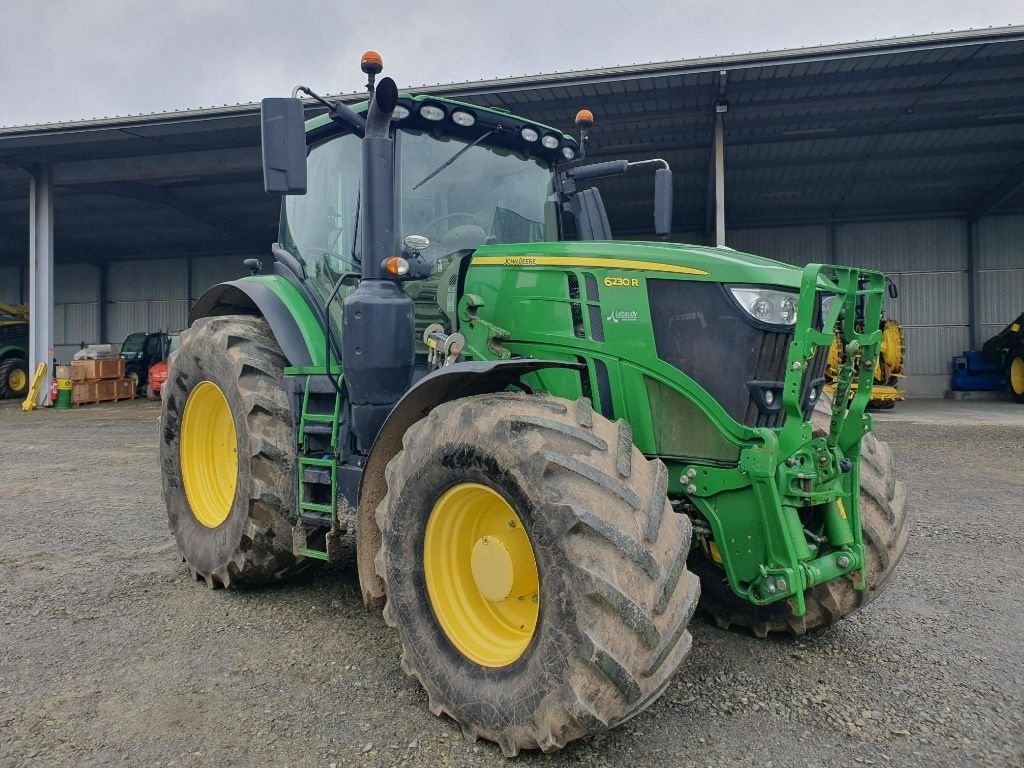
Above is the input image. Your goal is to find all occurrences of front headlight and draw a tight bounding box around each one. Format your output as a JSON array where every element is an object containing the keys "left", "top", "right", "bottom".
[
  {"left": 820, "top": 293, "right": 839, "bottom": 326},
  {"left": 728, "top": 286, "right": 799, "bottom": 327}
]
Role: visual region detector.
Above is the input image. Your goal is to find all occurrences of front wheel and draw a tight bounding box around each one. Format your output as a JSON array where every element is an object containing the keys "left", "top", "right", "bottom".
[
  {"left": 0, "top": 357, "right": 29, "bottom": 399},
  {"left": 159, "top": 315, "right": 307, "bottom": 588},
  {"left": 375, "top": 393, "right": 699, "bottom": 755},
  {"left": 693, "top": 394, "right": 908, "bottom": 636},
  {"left": 1008, "top": 345, "right": 1024, "bottom": 403}
]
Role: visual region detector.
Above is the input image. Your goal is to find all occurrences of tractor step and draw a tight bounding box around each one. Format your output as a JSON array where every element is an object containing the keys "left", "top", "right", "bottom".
[
  {"left": 302, "top": 466, "right": 332, "bottom": 485},
  {"left": 299, "top": 511, "right": 333, "bottom": 528},
  {"left": 302, "top": 422, "right": 334, "bottom": 436},
  {"left": 292, "top": 523, "right": 342, "bottom": 562}
]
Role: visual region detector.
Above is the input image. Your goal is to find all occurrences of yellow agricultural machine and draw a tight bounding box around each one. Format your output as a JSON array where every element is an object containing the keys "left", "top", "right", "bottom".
[{"left": 826, "top": 319, "right": 905, "bottom": 408}]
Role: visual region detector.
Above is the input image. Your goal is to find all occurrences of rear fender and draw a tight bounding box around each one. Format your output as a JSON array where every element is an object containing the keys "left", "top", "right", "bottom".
[
  {"left": 189, "top": 277, "right": 326, "bottom": 368},
  {"left": 355, "top": 358, "right": 582, "bottom": 609}
]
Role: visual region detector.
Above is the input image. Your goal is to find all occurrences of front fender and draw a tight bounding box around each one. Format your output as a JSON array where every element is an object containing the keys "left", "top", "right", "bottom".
[
  {"left": 189, "top": 276, "right": 327, "bottom": 368},
  {"left": 355, "top": 358, "right": 582, "bottom": 610}
]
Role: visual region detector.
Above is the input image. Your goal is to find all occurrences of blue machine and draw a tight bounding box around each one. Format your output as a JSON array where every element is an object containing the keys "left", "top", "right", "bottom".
[{"left": 950, "top": 351, "right": 1007, "bottom": 391}]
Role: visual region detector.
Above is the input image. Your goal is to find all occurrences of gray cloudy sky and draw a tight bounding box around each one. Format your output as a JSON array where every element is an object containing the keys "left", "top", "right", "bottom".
[{"left": 1, "top": 0, "right": 1021, "bottom": 127}]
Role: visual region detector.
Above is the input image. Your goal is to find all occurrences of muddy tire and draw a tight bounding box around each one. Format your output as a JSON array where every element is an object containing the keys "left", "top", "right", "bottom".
[
  {"left": 160, "top": 315, "right": 307, "bottom": 588},
  {"left": 692, "top": 394, "right": 908, "bottom": 637},
  {"left": 0, "top": 357, "right": 29, "bottom": 399},
  {"left": 375, "top": 392, "right": 699, "bottom": 755},
  {"left": 146, "top": 384, "right": 159, "bottom": 401}
]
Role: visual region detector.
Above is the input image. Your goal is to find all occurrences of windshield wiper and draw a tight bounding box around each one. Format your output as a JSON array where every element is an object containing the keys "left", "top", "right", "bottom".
[{"left": 412, "top": 130, "right": 495, "bottom": 191}]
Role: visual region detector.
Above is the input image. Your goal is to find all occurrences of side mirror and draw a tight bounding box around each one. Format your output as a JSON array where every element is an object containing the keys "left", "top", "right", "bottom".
[
  {"left": 260, "top": 98, "right": 308, "bottom": 195},
  {"left": 654, "top": 168, "right": 673, "bottom": 236}
]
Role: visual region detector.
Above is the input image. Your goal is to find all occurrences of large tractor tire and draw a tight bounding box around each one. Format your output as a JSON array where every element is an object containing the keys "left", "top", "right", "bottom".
[
  {"left": 0, "top": 356, "right": 29, "bottom": 399},
  {"left": 692, "top": 394, "right": 908, "bottom": 637},
  {"left": 374, "top": 392, "right": 699, "bottom": 756},
  {"left": 159, "top": 315, "right": 306, "bottom": 588},
  {"left": 1008, "top": 345, "right": 1024, "bottom": 403}
]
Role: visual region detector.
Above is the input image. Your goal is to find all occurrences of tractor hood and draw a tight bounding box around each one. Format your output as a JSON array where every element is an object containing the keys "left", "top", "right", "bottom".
[{"left": 471, "top": 240, "right": 807, "bottom": 289}]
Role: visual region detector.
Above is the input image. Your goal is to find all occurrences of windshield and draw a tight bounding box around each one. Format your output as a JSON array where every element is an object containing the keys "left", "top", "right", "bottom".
[
  {"left": 280, "top": 129, "right": 558, "bottom": 311},
  {"left": 398, "top": 129, "right": 558, "bottom": 262},
  {"left": 121, "top": 333, "right": 147, "bottom": 355}
]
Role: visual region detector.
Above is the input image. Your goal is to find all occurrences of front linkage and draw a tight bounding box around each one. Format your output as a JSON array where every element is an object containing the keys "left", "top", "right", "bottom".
[{"left": 685, "top": 265, "right": 887, "bottom": 616}]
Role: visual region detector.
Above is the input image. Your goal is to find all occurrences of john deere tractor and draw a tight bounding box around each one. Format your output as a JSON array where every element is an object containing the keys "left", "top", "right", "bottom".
[
  {"left": 0, "top": 303, "right": 30, "bottom": 400},
  {"left": 160, "top": 54, "right": 908, "bottom": 755}
]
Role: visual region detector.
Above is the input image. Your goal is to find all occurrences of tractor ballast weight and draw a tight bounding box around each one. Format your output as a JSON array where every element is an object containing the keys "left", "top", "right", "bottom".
[{"left": 174, "top": 55, "right": 908, "bottom": 755}]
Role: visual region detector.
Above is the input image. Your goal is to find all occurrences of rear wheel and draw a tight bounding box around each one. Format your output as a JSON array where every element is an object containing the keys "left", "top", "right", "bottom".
[
  {"left": 0, "top": 357, "right": 29, "bottom": 399},
  {"left": 146, "top": 384, "right": 159, "bottom": 401},
  {"left": 160, "top": 315, "right": 307, "bottom": 588},
  {"left": 375, "top": 393, "right": 699, "bottom": 755},
  {"left": 1008, "top": 346, "right": 1024, "bottom": 403},
  {"left": 693, "top": 394, "right": 908, "bottom": 636}
]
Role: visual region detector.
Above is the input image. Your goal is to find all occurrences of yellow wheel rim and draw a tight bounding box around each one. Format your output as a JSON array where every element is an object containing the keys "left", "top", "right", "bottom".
[
  {"left": 180, "top": 381, "right": 238, "bottom": 528},
  {"left": 8, "top": 367, "right": 26, "bottom": 393},
  {"left": 423, "top": 483, "right": 540, "bottom": 668},
  {"left": 1011, "top": 357, "right": 1024, "bottom": 395}
]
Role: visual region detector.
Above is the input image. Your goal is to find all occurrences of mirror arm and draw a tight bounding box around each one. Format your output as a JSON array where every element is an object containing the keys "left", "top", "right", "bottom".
[{"left": 293, "top": 85, "right": 367, "bottom": 138}]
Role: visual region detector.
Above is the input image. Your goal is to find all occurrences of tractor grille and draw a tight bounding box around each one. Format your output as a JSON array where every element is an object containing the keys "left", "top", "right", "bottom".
[{"left": 647, "top": 279, "right": 825, "bottom": 428}]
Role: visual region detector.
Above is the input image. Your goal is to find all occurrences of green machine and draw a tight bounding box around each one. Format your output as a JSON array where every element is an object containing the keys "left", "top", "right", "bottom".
[
  {"left": 160, "top": 53, "right": 908, "bottom": 755},
  {"left": 0, "top": 303, "right": 30, "bottom": 399}
]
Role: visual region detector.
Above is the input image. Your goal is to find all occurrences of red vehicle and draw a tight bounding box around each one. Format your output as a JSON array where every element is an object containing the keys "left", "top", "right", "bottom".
[{"left": 145, "top": 332, "right": 180, "bottom": 400}]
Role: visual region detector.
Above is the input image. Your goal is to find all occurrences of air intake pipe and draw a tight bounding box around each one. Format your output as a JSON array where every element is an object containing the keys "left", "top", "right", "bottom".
[{"left": 341, "top": 76, "right": 416, "bottom": 452}]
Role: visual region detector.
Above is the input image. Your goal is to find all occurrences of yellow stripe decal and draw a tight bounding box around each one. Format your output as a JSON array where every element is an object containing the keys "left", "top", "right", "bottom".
[{"left": 472, "top": 255, "right": 709, "bottom": 276}]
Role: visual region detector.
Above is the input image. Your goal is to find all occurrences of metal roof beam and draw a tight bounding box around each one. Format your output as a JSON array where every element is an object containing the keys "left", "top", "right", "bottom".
[
  {"left": 50, "top": 146, "right": 260, "bottom": 185},
  {"left": 74, "top": 181, "right": 265, "bottom": 249},
  {"left": 968, "top": 160, "right": 1024, "bottom": 221}
]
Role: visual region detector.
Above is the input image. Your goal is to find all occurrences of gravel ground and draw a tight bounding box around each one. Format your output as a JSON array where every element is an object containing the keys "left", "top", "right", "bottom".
[{"left": 1, "top": 398, "right": 1022, "bottom": 767}]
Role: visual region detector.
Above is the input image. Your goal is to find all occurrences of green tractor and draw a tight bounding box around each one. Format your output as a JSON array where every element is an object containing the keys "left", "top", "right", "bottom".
[
  {"left": 160, "top": 54, "right": 908, "bottom": 755},
  {"left": 0, "top": 303, "right": 30, "bottom": 400}
]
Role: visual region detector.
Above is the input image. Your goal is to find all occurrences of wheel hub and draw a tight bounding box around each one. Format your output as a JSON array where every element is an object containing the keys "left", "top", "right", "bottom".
[
  {"left": 180, "top": 380, "right": 238, "bottom": 529},
  {"left": 1012, "top": 357, "right": 1024, "bottom": 395},
  {"left": 423, "top": 483, "right": 540, "bottom": 668},
  {"left": 9, "top": 367, "right": 26, "bottom": 393}
]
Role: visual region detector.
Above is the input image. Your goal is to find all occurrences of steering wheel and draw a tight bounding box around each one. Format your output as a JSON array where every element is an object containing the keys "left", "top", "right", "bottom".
[{"left": 421, "top": 212, "right": 482, "bottom": 241}]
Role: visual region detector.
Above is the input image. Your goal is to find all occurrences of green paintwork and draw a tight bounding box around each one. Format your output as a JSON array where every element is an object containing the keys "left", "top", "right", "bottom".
[
  {"left": 237, "top": 275, "right": 330, "bottom": 368},
  {"left": 455, "top": 244, "right": 886, "bottom": 612}
]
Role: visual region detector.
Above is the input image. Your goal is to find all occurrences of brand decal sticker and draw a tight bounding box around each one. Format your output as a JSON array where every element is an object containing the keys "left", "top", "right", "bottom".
[{"left": 607, "top": 309, "right": 639, "bottom": 323}]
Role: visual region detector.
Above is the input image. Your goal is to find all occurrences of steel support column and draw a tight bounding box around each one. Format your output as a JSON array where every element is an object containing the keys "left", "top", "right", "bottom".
[
  {"left": 28, "top": 165, "right": 54, "bottom": 405},
  {"left": 966, "top": 219, "right": 981, "bottom": 350},
  {"left": 713, "top": 113, "right": 726, "bottom": 246}
]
